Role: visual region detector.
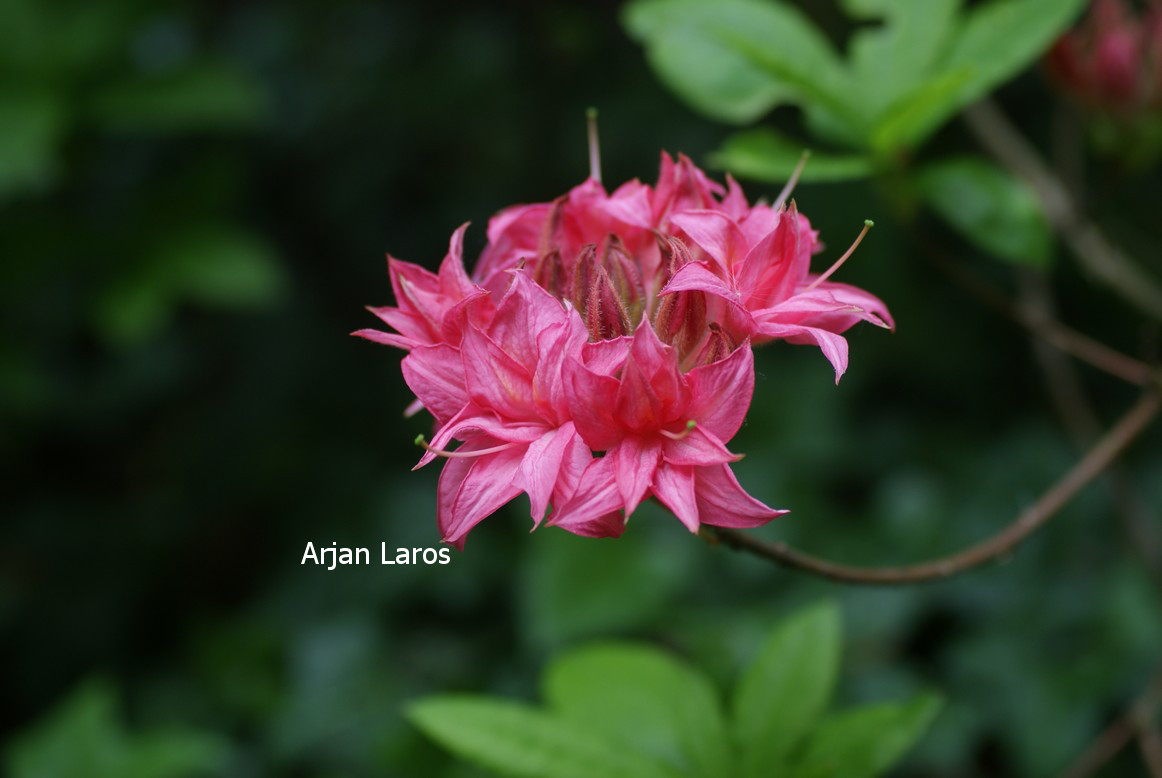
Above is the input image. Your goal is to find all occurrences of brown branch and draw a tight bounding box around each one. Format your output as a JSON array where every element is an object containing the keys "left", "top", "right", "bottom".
[
  {"left": 704, "top": 391, "right": 1161, "bottom": 585},
  {"left": 917, "top": 234, "right": 1156, "bottom": 387},
  {"left": 1020, "top": 271, "right": 1162, "bottom": 589},
  {"left": 1059, "top": 664, "right": 1162, "bottom": 778},
  {"left": 964, "top": 99, "right": 1162, "bottom": 322}
]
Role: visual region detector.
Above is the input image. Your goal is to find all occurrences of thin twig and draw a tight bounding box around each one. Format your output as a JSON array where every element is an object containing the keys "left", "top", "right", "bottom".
[
  {"left": 1059, "top": 664, "right": 1162, "bottom": 778},
  {"left": 964, "top": 99, "right": 1162, "bottom": 322},
  {"left": 705, "top": 391, "right": 1161, "bottom": 585},
  {"left": 1020, "top": 261, "right": 1162, "bottom": 590},
  {"left": 918, "top": 234, "right": 1156, "bottom": 387}
]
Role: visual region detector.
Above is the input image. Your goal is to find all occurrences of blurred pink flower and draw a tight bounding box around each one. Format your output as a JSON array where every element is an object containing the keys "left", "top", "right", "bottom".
[{"left": 1047, "top": 0, "right": 1162, "bottom": 114}]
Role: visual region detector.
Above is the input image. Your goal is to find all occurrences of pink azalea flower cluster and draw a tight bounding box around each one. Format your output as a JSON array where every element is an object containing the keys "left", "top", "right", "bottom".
[
  {"left": 1047, "top": 0, "right": 1162, "bottom": 115},
  {"left": 357, "top": 154, "right": 892, "bottom": 548}
]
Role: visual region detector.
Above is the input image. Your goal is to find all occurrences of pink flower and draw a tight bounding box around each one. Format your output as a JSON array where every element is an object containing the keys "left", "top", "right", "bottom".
[
  {"left": 1047, "top": 0, "right": 1162, "bottom": 115},
  {"left": 553, "top": 319, "right": 785, "bottom": 533},
  {"left": 662, "top": 202, "right": 892, "bottom": 382},
  {"left": 354, "top": 224, "right": 491, "bottom": 351},
  {"left": 405, "top": 274, "right": 621, "bottom": 548},
  {"left": 357, "top": 148, "right": 891, "bottom": 546}
]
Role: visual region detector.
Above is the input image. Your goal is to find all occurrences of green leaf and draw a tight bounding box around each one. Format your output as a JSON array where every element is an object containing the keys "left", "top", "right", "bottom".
[
  {"left": 792, "top": 693, "right": 943, "bottom": 778},
  {"left": 155, "top": 226, "right": 284, "bottom": 308},
  {"left": 732, "top": 601, "right": 842, "bottom": 778},
  {"left": 917, "top": 156, "right": 1052, "bottom": 266},
  {"left": 0, "top": 88, "right": 67, "bottom": 198},
  {"left": 710, "top": 128, "right": 875, "bottom": 183},
  {"left": 622, "top": 0, "right": 852, "bottom": 127},
  {"left": 89, "top": 62, "right": 265, "bottom": 132},
  {"left": 868, "top": 67, "right": 974, "bottom": 154},
  {"left": 544, "top": 643, "right": 731, "bottom": 778},
  {"left": 3, "top": 679, "right": 227, "bottom": 778},
  {"left": 923, "top": 0, "right": 1087, "bottom": 133},
  {"left": 407, "top": 696, "right": 682, "bottom": 778},
  {"left": 518, "top": 521, "right": 693, "bottom": 649},
  {"left": 841, "top": 0, "right": 959, "bottom": 123}
]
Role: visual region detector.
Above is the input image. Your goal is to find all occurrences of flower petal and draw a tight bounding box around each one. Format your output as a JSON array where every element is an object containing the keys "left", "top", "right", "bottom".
[
  {"left": 549, "top": 454, "right": 625, "bottom": 534},
  {"left": 519, "top": 422, "right": 576, "bottom": 524},
  {"left": 438, "top": 439, "right": 526, "bottom": 549},
  {"left": 758, "top": 322, "right": 849, "bottom": 384},
  {"left": 685, "top": 343, "right": 754, "bottom": 441},
  {"left": 565, "top": 357, "right": 623, "bottom": 451},
  {"left": 662, "top": 426, "right": 740, "bottom": 466},
  {"left": 612, "top": 437, "right": 662, "bottom": 515},
  {"left": 460, "top": 325, "right": 537, "bottom": 418},
  {"left": 400, "top": 344, "right": 469, "bottom": 427},
  {"left": 695, "top": 464, "right": 787, "bottom": 528},
  {"left": 669, "top": 210, "right": 746, "bottom": 272},
  {"left": 651, "top": 463, "right": 700, "bottom": 532}
]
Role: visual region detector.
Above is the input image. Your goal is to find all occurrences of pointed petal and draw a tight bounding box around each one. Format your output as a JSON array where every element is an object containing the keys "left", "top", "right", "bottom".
[
  {"left": 565, "top": 357, "right": 623, "bottom": 451},
  {"left": 549, "top": 454, "right": 625, "bottom": 533},
  {"left": 400, "top": 344, "right": 469, "bottom": 426},
  {"left": 661, "top": 261, "right": 741, "bottom": 304},
  {"left": 520, "top": 423, "right": 576, "bottom": 524},
  {"left": 580, "top": 335, "right": 632, "bottom": 376},
  {"left": 460, "top": 326, "right": 537, "bottom": 417},
  {"left": 652, "top": 463, "right": 700, "bottom": 532},
  {"left": 695, "top": 464, "right": 787, "bottom": 528},
  {"left": 685, "top": 343, "right": 754, "bottom": 441},
  {"left": 600, "top": 180, "right": 654, "bottom": 229},
  {"left": 612, "top": 437, "right": 662, "bottom": 515},
  {"left": 663, "top": 426, "right": 740, "bottom": 466},
  {"left": 351, "top": 327, "right": 415, "bottom": 350},
  {"left": 440, "top": 442, "right": 526, "bottom": 548},
  {"left": 669, "top": 211, "right": 745, "bottom": 272},
  {"left": 758, "top": 322, "right": 849, "bottom": 383}
]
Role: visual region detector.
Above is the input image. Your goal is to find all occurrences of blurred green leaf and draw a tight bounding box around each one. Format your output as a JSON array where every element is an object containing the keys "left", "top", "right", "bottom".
[
  {"left": 156, "top": 226, "right": 284, "bottom": 308},
  {"left": 90, "top": 62, "right": 265, "bottom": 132},
  {"left": 622, "top": 0, "right": 851, "bottom": 128},
  {"left": 95, "top": 226, "right": 282, "bottom": 347},
  {"left": 841, "top": 0, "right": 959, "bottom": 123},
  {"left": 868, "top": 67, "right": 974, "bottom": 154},
  {"left": 0, "top": 89, "right": 67, "bottom": 197},
  {"left": 3, "top": 679, "right": 227, "bottom": 778},
  {"left": 93, "top": 276, "right": 172, "bottom": 348},
  {"left": 0, "top": 0, "right": 130, "bottom": 78},
  {"left": 793, "top": 693, "right": 944, "bottom": 778},
  {"left": 940, "top": 0, "right": 1088, "bottom": 114},
  {"left": 518, "top": 522, "right": 692, "bottom": 649},
  {"left": 917, "top": 156, "right": 1052, "bottom": 266},
  {"left": 407, "top": 696, "right": 681, "bottom": 778},
  {"left": 733, "top": 601, "right": 841, "bottom": 778},
  {"left": 543, "top": 643, "right": 731, "bottom": 777},
  {"left": 709, "top": 128, "right": 875, "bottom": 183}
]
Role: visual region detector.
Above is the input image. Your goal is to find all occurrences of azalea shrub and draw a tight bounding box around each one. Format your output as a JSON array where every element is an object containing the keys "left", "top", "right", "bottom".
[{"left": 357, "top": 154, "right": 890, "bottom": 546}]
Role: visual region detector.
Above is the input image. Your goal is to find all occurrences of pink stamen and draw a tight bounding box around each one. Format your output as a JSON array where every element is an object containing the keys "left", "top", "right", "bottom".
[
  {"left": 660, "top": 420, "right": 697, "bottom": 441},
  {"left": 587, "top": 107, "right": 602, "bottom": 185},
  {"left": 773, "top": 149, "right": 811, "bottom": 211},
  {"left": 806, "top": 219, "right": 874, "bottom": 291},
  {"left": 415, "top": 435, "right": 517, "bottom": 458}
]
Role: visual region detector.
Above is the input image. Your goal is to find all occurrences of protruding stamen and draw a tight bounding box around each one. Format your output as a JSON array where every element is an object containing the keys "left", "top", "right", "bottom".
[
  {"left": 415, "top": 434, "right": 517, "bottom": 459},
  {"left": 805, "top": 219, "right": 874, "bottom": 291},
  {"left": 660, "top": 420, "right": 698, "bottom": 441},
  {"left": 587, "top": 107, "right": 602, "bottom": 185},
  {"left": 773, "top": 149, "right": 811, "bottom": 211}
]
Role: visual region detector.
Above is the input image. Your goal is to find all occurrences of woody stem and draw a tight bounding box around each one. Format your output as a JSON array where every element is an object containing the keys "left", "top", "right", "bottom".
[{"left": 702, "top": 389, "right": 1161, "bottom": 585}]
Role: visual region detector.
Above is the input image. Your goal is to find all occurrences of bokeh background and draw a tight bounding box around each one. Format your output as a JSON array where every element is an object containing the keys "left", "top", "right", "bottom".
[{"left": 3, "top": 1, "right": 1161, "bottom": 775}]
